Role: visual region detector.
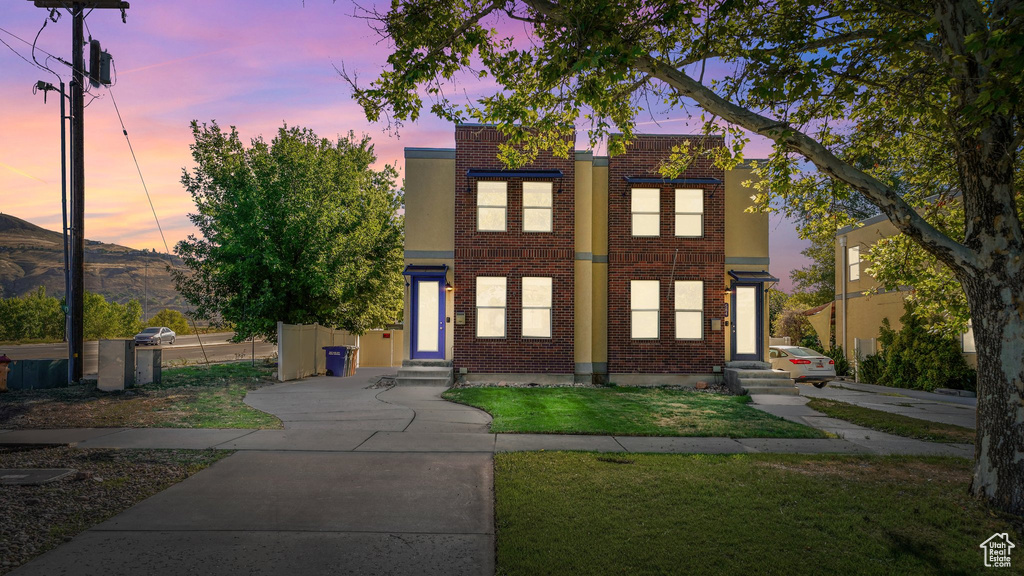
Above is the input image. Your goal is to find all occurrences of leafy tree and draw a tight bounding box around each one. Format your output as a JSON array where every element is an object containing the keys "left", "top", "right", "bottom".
[
  {"left": 343, "top": 0, "right": 1024, "bottom": 513},
  {"left": 83, "top": 292, "right": 143, "bottom": 340},
  {"left": 147, "top": 309, "right": 192, "bottom": 336},
  {"left": 173, "top": 122, "right": 404, "bottom": 341},
  {"left": 767, "top": 287, "right": 789, "bottom": 337},
  {"left": 0, "top": 288, "right": 142, "bottom": 342},
  {"left": 0, "top": 287, "right": 64, "bottom": 341}
]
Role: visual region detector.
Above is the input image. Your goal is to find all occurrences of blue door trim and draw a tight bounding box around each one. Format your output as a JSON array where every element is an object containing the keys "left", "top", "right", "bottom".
[
  {"left": 407, "top": 269, "right": 447, "bottom": 360},
  {"left": 730, "top": 282, "right": 764, "bottom": 362}
]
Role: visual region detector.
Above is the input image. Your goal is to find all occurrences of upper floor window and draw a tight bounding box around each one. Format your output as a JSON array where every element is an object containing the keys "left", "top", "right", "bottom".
[
  {"left": 962, "top": 322, "right": 976, "bottom": 353},
  {"left": 477, "top": 181, "right": 507, "bottom": 232},
  {"left": 522, "top": 182, "right": 553, "bottom": 232},
  {"left": 674, "top": 280, "right": 704, "bottom": 339},
  {"left": 675, "top": 189, "right": 704, "bottom": 237},
  {"left": 631, "top": 188, "right": 660, "bottom": 237},
  {"left": 631, "top": 280, "right": 660, "bottom": 339},
  {"left": 522, "top": 277, "right": 553, "bottom": 338},
  {"left": 848, "top": 245, "right": 860, "bottom": 281},
  {"left": 476, "top": 276, "right": 507, "bottom": 338}
]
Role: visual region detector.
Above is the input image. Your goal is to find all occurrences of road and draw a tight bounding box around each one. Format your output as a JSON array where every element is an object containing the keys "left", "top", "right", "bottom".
[{"left": 1, "top": 333, "right": 277, "bottom": 375}]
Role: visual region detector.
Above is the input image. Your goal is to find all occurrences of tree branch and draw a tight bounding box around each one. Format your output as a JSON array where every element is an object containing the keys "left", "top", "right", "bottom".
[{"left": 633, "top": 54, "right": 977, "bottom": 274}]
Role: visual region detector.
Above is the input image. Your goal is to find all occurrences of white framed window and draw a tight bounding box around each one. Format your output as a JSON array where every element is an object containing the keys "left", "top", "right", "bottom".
[
  {"left": 477, "top": 181, "right": 507, "bottom": 232},
  {"left": 674, "top": 280, "right": 704, "bottom": 339},
  {"left": 675, "top": 189, "right": 704, "bottom": 237},
  {"left": 522, "top": 277, "right": 552, "bottom": 338},
  {"left": 631, "top": 280, "right": 660, "bottom": 339},
  {"left": 848, "top": 245, "right": 860, "bottom": 281},
  {"left": 476, "top": 276, "right": 507, "bottom": 338},
  {"left": 631, "top": 188, "right": 660, "bottom": 236},
  {"left": 523, "top": 182, "right": 553, "bottom": 232},
  {"left": 962, "top": 322, "right": 976, "bottom": 353}
]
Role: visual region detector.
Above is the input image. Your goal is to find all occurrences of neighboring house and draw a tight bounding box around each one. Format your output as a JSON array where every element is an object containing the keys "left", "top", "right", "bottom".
[
  {"left": 832, "top": 211, "right": 976, "bottom": 366},
  {"left": 400, "top": 124, "right": 783, "bottom": 387}
]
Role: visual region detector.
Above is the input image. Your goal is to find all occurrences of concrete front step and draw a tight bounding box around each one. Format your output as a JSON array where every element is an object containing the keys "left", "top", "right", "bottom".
[
  {"left": 723, "top": 366, "right": 798, "bottom": 395},
  {"left": 402, "top": 360, "right": 452, "bottom": 368},
  {"left": 394, "top": 376, "right": 452, "bottom": 387},
  {"left": 745, "top": 385, "right": 801, "bottom": 396},
  {"left": 726, "top": 369, "right": 783, "bottom": 379},
  {"left": 396, "top": 365, "right": 453, "bottom": 387}
]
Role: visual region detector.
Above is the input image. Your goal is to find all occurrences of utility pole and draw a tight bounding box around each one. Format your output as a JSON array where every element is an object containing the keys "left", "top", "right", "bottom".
[{"left": 31, "top": 1, "right": 128, "bottom": 382}]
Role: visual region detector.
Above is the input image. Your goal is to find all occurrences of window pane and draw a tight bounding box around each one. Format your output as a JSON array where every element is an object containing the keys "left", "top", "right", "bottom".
[
  {"left": 963, "top": 323, "right": 976, "bottom": 353},
  {"left": 735, "top": 286, "right": 757, "bottom": 355},
  {"left": 523, "top": 182, "right": 552, "bottom": 207},
  {"left": 477, "top": 308, "right": 505, "bottom": 338},
  {"left": 631, "top": 280, "right": 659, "bottom": 310},
  {"left": 478, "top": 182, "right": 507, "bottom": 205},
  {"left": 676, "top": 189, "right": 703, "bottom": 213},
  {"left": 675, "top": 214, "right": 702, "bottom": 237},
  {"left": 476, "top": 277, "right": 507, "bottom": 307},
  {"left": 632, "top": 310, "right": 659, "bottom": 339},
  {"left": 632, "top": 213, "right": 660, "bottom": 236},
  {"left": 478, "top": 207, "right": 506, "bottom": 231},
  {"left": 522, "top": 277, "right": 552, "bottom": 307},
  {"left": 523, "top": 208, "right": 552, "bottom": 232},
  {"left": 522, "top": 308, "right": 551, "bottom": 338},
  {"left": 848, "top": 246, "right": 860, "bottom": 281},
  {"left": 676, "top": 311, "right": 703, "bottom": 339},
  {"left": 632, "top": 188, "right": 659, "bottom": 212},
  {"left": 674, "top": 281, "right": 703, "bottom": 310}
]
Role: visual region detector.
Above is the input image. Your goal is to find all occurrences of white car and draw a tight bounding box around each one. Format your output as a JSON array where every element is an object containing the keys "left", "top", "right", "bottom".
[
  {"left": 134, "top": 326, "right": 176, "bottom": 346},
  {"left": 769, "top": 345, "right": 836, "bottom": 388}
]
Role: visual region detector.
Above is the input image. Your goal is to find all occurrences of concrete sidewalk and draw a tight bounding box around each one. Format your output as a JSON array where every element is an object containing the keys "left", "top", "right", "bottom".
[
  {"left": 3, "top": 369, "right": 975, "bottom": 576},
  {"left": 796, "top": 380, "right": 977, "bottom": 429}
]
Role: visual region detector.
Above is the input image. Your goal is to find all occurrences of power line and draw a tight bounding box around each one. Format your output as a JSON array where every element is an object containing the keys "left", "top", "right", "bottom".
[{"left": 106, "top": 86, "right": 171, "bottom": 255}]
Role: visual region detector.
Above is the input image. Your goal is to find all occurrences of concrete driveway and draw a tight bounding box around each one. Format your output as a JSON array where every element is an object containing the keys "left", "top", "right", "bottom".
[{"left": 11, "top": 368, "right": 495, "bottom": 576}]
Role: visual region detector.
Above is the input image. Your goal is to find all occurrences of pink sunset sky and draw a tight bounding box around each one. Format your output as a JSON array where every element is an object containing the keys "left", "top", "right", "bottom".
[{"left": 1, "top": 0, "right": 810, "bottom": 291}]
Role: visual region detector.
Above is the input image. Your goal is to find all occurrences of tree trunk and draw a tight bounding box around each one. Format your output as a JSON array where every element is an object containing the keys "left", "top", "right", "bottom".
[{"left": 964, "top": 263, "right": 1024, "bottom": 516}]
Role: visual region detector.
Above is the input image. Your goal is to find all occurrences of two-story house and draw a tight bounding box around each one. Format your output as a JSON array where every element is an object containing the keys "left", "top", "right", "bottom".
[
  {"left": 833, "top": 211, "right": 977, "bottom": 367},
  {"left": 399, "top": 125, "right": 791, "bottom": 391}
]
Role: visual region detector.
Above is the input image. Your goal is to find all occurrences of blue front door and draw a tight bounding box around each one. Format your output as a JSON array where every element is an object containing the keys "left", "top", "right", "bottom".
[{"left": 411, "top": 276, "right": 445, "bottom": 359}]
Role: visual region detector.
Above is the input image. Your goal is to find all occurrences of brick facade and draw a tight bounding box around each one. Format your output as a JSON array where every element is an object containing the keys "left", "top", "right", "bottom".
[
  {"left": 607, "top": 136, "right": 727, "bottom": 373},
  {"left": 453, "top": 126, "right": 575, "bottom": 374}
]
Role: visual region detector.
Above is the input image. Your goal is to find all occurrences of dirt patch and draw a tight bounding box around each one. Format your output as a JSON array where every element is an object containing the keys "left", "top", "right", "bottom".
[
  {"left": 754, "top": 457, "right": 971, "bottom": 484},
  {"left": 0, "top": 445, "right": 227, "bottom": 575}
]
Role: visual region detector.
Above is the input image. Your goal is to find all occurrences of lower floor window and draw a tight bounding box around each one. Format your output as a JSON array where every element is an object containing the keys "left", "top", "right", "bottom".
[
  {"left": 631, "top": 280, "right": 660, "bottom": 339},
  {"left": 674, "top": 280, "right": 704, "bottom": 339},
  {"left": 476, "top": 276, "right": 507, "bottom": 338},
  {"left": 522, "top": 277, "right": 552, "bottom": 338}
]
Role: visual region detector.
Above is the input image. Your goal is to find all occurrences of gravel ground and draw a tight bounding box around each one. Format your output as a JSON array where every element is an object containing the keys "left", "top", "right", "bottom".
[{"left": 0, "top": 445, "right": 229, "bottom": 574}]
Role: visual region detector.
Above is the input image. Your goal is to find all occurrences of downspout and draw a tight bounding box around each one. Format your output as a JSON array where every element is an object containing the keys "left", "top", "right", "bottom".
[{"left": 838, "top": 235, "right": 847, "bottom": 355}]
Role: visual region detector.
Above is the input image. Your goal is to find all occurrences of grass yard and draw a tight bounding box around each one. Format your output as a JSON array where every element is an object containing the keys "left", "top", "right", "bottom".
[
  {"left": 0, "top": 363, "right": 282, "bottom": 429},
  {"left": 443, "top": 387, "right": 825, "bottom": 438},
  {"left": 807, "top": 398, "right": 975, "bottom": 444},
  {"left": 495, "top": 452, "right": 1019, "bottom": 576}
]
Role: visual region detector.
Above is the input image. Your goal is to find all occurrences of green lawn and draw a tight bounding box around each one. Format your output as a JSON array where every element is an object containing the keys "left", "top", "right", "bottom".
[
  {"left": 443, "top": 387, "right": 825, "bottom": 438},
  {"left": 495, "top": 452, "right": 1016, "bottom": 576},
  {"left": 807, "top": 398, "right": 975, "bottom": 444}
]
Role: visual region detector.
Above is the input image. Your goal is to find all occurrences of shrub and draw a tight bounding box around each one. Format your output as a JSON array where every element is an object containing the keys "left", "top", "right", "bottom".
[
  {"left": 875, "top": 302, "right": 976, "bottom": 392},
  {"left": 823, "top": 346, "right": 851, "bottom": 377},
  {"left": 858, "top": 353, "right": 886, "bottom": 384}
]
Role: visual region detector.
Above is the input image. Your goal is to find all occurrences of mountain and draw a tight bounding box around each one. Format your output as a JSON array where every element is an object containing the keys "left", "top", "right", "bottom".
[{"left": 0, "top": 213, "right": 189, "bottom": 317}]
